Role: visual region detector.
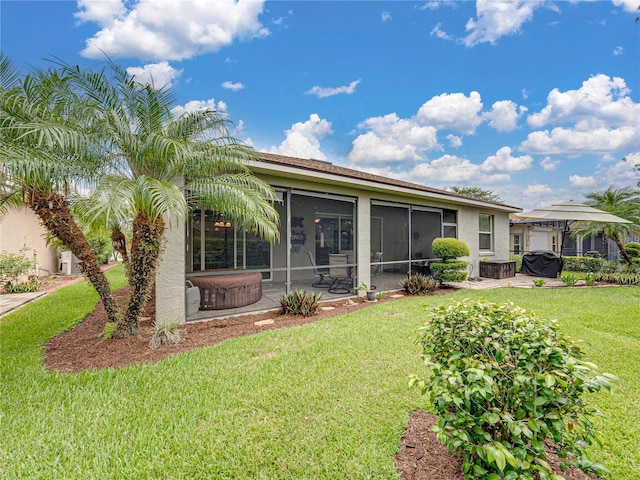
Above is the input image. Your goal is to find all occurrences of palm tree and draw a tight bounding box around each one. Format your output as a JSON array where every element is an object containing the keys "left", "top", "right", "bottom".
[
  {"left": 59, "top": 61, "right": 279, "bottom": 338},
  {"left": 0, "top": 55, "right": 120, "bottom": 323},
  {"left": 572, "top": 186, "right": 640, "bottom": 265}
]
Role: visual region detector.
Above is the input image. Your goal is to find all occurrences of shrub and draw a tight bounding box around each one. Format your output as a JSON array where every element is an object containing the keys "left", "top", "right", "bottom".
[
  {"left": 279, "top": 289, "right": 322, "bottom": 317},
  {"left": 0, "top": 249, "right": 37, "bottom": 288},
  {"left": 560, "top": 272, "right": 578, "bottom": 287},
  {"left": 431, "top": 238, "right": 470, "bottom": 284},
  {"left": 432, "top": 238, "right": 470, "bottom": 260},
  {"left": 599, "top": 261, "right": 620, "bottom": 274},
  {"left": 429, "top": 261, "right": 469, "bottom": 283},
  {"left": 532, "top": 278, "right": 545, "bottom": 287},
  {"left": 510, "top": 255, "right": 523, "bottom": 273},
  {"left": 4, "top": 280, "right": 41, "bottom": 293},
  {"left": 561, "top": 256, "right": 605, "bottom": 273},
  {"left": 88, "top": 235, "right": 113, "bottom": 265},
  {"left": 149, "top": 320, "right": 182, "bottom": 348},
  {"left": 400, "top": 273, "right": 439, "bottom": 295},
  {"left": 591, "top": 272, "right": 640, "bottom": 286},
  {"left": 584, "top": 273, "right": 596, "bottom": 286},
  {"left": 623, "top": 242, "right": 640, "bottom": 265},
  {"left": 411, "top": 300, "right": 615, "bottom": 479}
]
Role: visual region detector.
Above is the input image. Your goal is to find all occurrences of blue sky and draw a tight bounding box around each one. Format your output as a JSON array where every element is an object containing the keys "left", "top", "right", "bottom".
[{"left": 2, "top": 0, "right": 639, "bottom": 211}]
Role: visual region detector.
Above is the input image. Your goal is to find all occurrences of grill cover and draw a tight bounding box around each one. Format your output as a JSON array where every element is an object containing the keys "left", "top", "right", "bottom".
[{"left": 521, "top": 250, "right": 563, "bottom": 278}]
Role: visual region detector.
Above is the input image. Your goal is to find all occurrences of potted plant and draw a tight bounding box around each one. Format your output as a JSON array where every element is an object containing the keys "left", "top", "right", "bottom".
[{"left": 355, "top": 282, "right": 377, "bottom": 301}]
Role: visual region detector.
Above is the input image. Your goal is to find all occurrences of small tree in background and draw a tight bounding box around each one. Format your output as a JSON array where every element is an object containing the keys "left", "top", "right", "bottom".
[
  {"left": 430, "top": 237, "right": 470, "bottom": 283},
  {"left": 449, "top": 186, "right": 503, "bottom": 203}
]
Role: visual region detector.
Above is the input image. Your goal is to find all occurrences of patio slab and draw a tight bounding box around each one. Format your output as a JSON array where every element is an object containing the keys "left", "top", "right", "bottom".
[{"left": 449, "top": 273, "right": 566, "bottom": 290}]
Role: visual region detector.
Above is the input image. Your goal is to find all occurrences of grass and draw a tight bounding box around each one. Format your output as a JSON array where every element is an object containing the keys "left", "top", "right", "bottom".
[{"left": 1, "top": 271, "right": 638, "bottom": 479}]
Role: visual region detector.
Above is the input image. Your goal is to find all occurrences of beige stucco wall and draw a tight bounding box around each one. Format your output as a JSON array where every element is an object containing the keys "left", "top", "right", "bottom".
[{"left": 0, "top": 206, "right": 59, "bottom": 277}]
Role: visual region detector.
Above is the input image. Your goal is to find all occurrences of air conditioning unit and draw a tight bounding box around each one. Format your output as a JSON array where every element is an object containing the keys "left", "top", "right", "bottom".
[{"left": 59, "top": 251, "right": 80, "bottom": 275}]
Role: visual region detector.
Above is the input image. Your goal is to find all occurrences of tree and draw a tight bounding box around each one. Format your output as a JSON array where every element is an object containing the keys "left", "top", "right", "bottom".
[
  {"left": 0, "top": 55, "right": 120, "bottom": 323},
  {"left": 58, "top": 61, "right": 279, "bottom": 338},
  {"left": 449, "top": 186, "right": 503, "bottom": 203},
  {"left": 572, "top": 187, "right": 640, "bottom": 265}
]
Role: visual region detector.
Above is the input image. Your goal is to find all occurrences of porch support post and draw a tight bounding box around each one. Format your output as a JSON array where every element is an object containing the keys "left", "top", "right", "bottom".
[
  {"left": 155, "top": 179, "right": 186, "bottom": 325},
  {"left": 356, "top": 193, "right": 371, "bottom": 295}
]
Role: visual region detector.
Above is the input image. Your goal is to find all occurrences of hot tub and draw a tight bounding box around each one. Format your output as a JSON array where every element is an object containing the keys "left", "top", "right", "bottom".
[{"left": 187, "top": 272, "right": 263, "bottom": 310}]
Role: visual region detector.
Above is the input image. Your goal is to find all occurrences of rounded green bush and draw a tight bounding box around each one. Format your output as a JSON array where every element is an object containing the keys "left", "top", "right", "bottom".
[
  {"left": 432, "top": 237, "right": 470, "bottom": 260},
  {"left": 624, "top": 242, "right": 640, "bottom": 260},
  {"left": 429, "top": 260, "right": 469, "bottom": 272},
  {"left": 411, "top": 300, "right": 616, "bottom": 479}
]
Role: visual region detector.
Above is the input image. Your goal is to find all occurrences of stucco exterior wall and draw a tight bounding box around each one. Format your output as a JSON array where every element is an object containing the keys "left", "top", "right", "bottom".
[{"left": 0, "top": 207, "right": 59, "bottom": 277}]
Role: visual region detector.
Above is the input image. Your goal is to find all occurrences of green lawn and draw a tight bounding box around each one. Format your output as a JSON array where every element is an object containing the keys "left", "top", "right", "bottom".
[{"left": 1, "top": 269, "right": 638, "bottom": 479}]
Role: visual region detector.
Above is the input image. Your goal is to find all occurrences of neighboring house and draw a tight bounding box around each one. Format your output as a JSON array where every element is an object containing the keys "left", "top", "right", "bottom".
[
  {"left": 509, "top": 217, "right": 638, "bottom": 261},
  {"left": 0, "top": 206, "right": 60, "bottom": 278},
  {"left": 156, "top": 153, "right": 521, "bottom": 324}
]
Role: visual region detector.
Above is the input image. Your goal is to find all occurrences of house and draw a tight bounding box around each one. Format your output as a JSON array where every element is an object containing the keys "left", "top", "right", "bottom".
[
  {"left": 155, "top": 153, "right": 521, "bottom": 324},
  {"left": 0, "top": 206, "right": 61, "bottom": 278},
  {"left": 509, "top": 217, "right": 636, "bottom": 261}
]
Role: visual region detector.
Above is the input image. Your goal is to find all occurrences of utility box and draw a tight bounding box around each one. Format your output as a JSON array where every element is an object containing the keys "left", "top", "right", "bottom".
[
  {"left": 59, "top": 251, "right": 80, "bottom": 275},
  {"left": 185, "top": 281, "right": 200, "bottom": 317}
]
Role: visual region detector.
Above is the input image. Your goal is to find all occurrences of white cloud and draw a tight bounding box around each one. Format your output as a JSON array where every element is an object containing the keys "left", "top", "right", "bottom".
[
  {"left": 521, "top": 75, "right": 640, "bottom": 156},
  {"left": 269, "top": 114, "right": 333, "bottom": 160},
  {"left": 481, "top": 146, "right": 533, "bottom": 173},
  {"left": 222, "top": 81, "right": 245, "bottom": 91},
  {"left": 527, "top": 74, "right": 638, "bottom": 129},
  {"left": 381, "top": 12, "right": 392, "bottom": 22},
  {"left": 593, "top": 154, "right": 640, "bottom": 188},
  {"left": 523, "top": 183, "right": 552, "bottom": 196},
  {"left": 78, "top": 0, "right": 268, "bottom": 61},
  {"left": 446, "top": 134, "right": 462, "bottom": 148},
  {"left": 347, "top": 113, "right": 439, "bottom": 164},
  {"left": 613, "top": 46, "right": 624, "bottom": 56},
  {"left": 126, "top": 61, "right": 182, "bottom": 88},
  {"left": 419, "top": 1, "right": 458, "bottom": 10},
  {"left": 395, "top": 155, "right": 511, "bottom": 185},
  {"left": 75, "top": 0, "right": 126, "bottom": 26},
  {"left": 612, "top": 0, "right": 640, "bottom": 12},
  {"left": 569, "top": 174, "right": 597, "bottom": 189},
  {"left": 172, "top": 98, "right": 228, "bottom": 117},
  {"left": 520, "top": 126, "right": 638, "bottom": 155},
  {"left": 305, "top": 80, "right": 361, "bottom": 98},
  {"left": 464, "top": 0, "right": 545, "bottom": 47},
  {"left": 416, "top": 91, "right": 483, "bottom": 135},
  {"left": 540, "top": 156, "right": 559, "bottom": 170},
  {"left": 430, "top": 22, "right": 453, "bottom": 40},
  {"left": 483, "top": 100, "right": 527, "bottom": 132}
]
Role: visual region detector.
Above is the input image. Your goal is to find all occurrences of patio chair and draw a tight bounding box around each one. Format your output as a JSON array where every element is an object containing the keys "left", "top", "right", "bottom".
[
  {"left": 307, "top": 251, "right": 330, "bottom": 288},
  {"left": 328, "top": 254, "right": 352, "bottom": 294},
  {"left": 372, "top": 251, "right": 383, "bottom": 274}
]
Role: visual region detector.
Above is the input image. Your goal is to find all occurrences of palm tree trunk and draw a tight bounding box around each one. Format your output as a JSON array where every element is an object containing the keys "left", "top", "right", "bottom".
[
  {"left": 612, "top": 234, "right": 634, "bottom": 265},
  {"left": 29, "top": 190, "right": 120, "bottom": 323},
  {"left": 112, "top": 213, "right": 164, "bottom": 338},
  {"left": 110, "top": 227, "right": 130, "bottom": 268}
]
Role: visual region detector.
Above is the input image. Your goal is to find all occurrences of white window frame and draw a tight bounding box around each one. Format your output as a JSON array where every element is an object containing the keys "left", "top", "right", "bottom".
[
  {"left": 513, "top": 233, "right": 521, "bottom": 255},
  {"left": 479, "top": 214, "right": 494, "bottom": 254}
]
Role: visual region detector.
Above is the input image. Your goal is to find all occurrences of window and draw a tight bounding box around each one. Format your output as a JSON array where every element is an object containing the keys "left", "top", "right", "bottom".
[
  {"left": 513, "top": 234, "right": 521, "bottom": 255},
  {"left": 479, "top": 214, "right": 493, "bottom": 252},
  {"left": 442, "top": 209, "right": 457, "bottom": 238}
]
